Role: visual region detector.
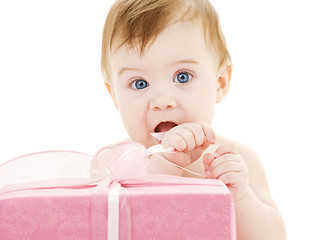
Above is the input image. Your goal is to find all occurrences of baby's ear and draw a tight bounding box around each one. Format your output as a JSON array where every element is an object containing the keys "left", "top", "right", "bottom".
[
  {"left": 216, "top": 64, "right": 232, "bottom": 103},
  {"left": 104, "top": 81, "right": 119, "bottom": 110}
]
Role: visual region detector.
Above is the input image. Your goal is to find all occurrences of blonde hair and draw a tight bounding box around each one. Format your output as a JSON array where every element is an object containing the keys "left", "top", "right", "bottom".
[{"left": 101, "top": 0, "right": 231, "bottom": 83}]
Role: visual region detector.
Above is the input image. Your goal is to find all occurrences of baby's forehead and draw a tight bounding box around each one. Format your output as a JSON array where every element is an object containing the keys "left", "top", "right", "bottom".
[{"left": 111, "top": 18, "right": 207, "bottom": 56}]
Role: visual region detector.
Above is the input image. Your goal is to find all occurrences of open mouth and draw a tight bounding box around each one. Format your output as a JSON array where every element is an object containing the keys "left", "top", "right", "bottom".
[{"left": 154, "top": 121, "right": 178, "bottom": 133}]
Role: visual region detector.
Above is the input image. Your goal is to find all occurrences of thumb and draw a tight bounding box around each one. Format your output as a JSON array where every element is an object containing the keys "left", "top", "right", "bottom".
[
  {"left": 190, "top": 137, "right": 212, "bottom": 162},
  {"left": 203, "top": 152, "right": 215, "bottom": 178},
  {"left": 203, "top": 152, "right": 215, "bottom": 167}
]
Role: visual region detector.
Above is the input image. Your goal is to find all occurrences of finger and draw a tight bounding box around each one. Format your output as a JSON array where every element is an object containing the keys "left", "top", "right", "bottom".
[
  {"left": 182, "top": 123, "right": 205, "bottom": 147},
  {"left": 174, "top": 128, "right": 196, "bottom": 151},
  {"left": 163, "top": 126, "right": 201, "bottom": 152},
  {"left": 162, "top": 132, "right": 187, "bottom": 151},
  {"left": 203, "top": 152, "right": 215, "bottom": 177},
  {"left": 216, "top": 171, "right": 238, "bottom": 185},
  {"left": 167, "top": 122, "right": 215, "bottom": 150},
  {"left": 203, "top": 152, "right": 215, "bottom": 167},
  {"left": 191, "top": 138, "right": 212, "bottom": 163},
  {"left": 198, "top": 122, "right": 216, "bottom": 144},
  {"left": 210, "top": 161, "right": 242, "bottom": 179},
  {"left": 198, "top": 136, "right": 211, "bottom": 153},
  {"left": 214, "top": 143, "right": 237, "bottom": 158},
  {"left": 210, "top": 153, "right": 241, "bottom": 170}
]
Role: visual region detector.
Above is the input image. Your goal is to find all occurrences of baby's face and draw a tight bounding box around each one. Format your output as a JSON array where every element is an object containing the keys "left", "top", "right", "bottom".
[{"left": 108, "top": 21, "right": 223, "bottom": 148}]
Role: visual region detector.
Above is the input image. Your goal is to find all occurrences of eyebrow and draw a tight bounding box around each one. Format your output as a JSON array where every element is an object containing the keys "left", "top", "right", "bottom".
[
  {"left": 118, "top": 59, "right": 200, "bottom": 77},
  {"left": 118, "top": 67, "right": 142, "bottom": 77},
  {"left": 172, "top": 59, "right": 200, "bottom": 66}
]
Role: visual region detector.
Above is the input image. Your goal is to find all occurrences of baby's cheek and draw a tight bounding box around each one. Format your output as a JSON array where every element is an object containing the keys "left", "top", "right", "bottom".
[
  {"left": 120, "top": 112, "right": 143, "bottom": 136},
  {"left": 187, "top": 93, "right": 215, "bottom": 122}
]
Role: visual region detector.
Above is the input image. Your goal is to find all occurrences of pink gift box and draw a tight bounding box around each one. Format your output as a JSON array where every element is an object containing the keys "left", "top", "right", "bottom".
[
  {"left": 0, "top": 147, "right": 236, "bottom": 240},
  {"left": 0, "top": 177, "right": 235, "bottom": 240}
]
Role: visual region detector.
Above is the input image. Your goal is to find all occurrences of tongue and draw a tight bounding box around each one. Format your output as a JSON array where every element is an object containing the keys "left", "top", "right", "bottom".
[{"left": 155, "top": 122, "right": 177, "bottom": 132}]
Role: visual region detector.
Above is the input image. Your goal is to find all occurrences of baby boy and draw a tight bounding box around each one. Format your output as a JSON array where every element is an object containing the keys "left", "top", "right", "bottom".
[{"left": 99, "top": 0, "right": 286, "bottom": 239}]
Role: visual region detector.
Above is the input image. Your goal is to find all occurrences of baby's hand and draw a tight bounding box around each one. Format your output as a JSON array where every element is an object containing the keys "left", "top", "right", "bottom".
[
  {"left": 160, "top": 122, "right": 216, "bottom": 167},
  {"left": 203, "top": 144, "right": 249, "bottom": 202}
]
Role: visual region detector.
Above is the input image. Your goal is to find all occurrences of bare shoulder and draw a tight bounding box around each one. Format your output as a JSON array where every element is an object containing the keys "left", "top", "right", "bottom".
[{"left": 216, "top": 134, "right": 278, "bottom": 209}]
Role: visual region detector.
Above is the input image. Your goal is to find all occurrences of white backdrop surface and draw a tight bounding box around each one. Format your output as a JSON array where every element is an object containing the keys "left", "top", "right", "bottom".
[{"left": 0, "top": 1, "right": 325, "bottom": 239}]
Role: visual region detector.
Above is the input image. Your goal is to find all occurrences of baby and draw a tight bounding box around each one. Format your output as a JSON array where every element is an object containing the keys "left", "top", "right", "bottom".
[{"left": 99, "top": 0, "right": 286, "bottom": 239}]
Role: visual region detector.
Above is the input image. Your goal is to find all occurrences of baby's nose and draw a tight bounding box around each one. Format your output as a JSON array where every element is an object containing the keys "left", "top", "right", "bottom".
[{"left": 149, "top": 94, "right": 177, "bottom": 110}]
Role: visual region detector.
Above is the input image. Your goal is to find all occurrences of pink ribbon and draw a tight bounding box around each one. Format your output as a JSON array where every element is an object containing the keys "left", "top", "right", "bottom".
[{"left": 90, "top": 141, "right": 210, "bottom": 240}]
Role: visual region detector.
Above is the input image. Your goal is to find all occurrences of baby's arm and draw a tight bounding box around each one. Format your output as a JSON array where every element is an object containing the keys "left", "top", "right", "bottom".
[{"left": 203, "top": 142, "right": 286, "bottom": 240}]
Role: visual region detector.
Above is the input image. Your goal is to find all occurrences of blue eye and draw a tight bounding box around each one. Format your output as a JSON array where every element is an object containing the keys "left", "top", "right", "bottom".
[
  {"left": 174, "top": 72, "right": 192, "bottom": 83},
  {"left": 131, "top": 79, "right": 148, "bottom": 89}
]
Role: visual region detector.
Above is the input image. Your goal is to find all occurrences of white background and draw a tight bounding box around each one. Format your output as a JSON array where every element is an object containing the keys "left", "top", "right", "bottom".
[{"left": 0, "top": 0, "right": 325, "bottom": 239}]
